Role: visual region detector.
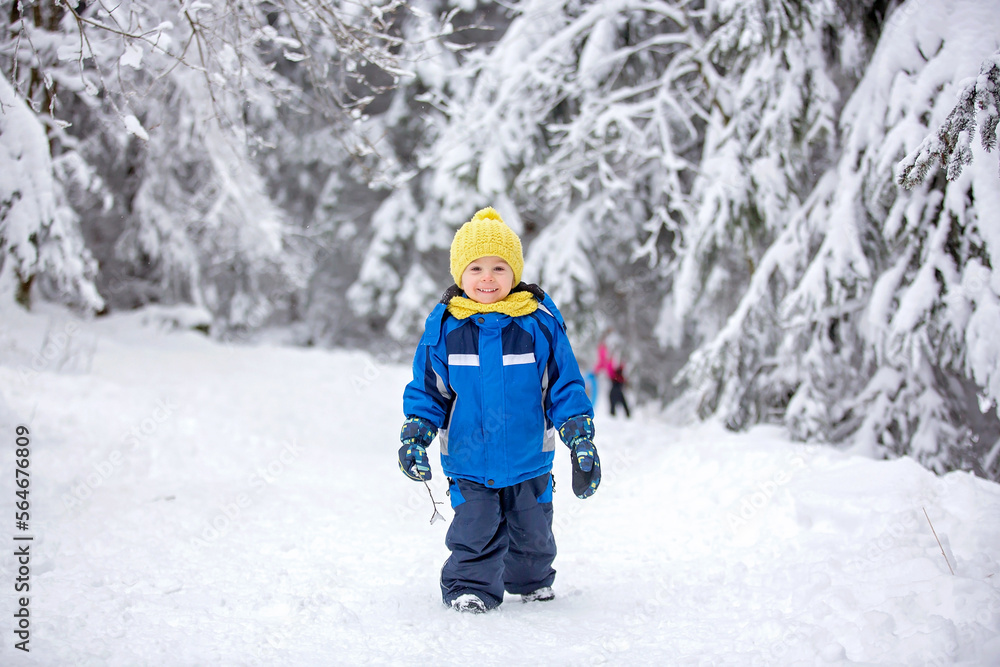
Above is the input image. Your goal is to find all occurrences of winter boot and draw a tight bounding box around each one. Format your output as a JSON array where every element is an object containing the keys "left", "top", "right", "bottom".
[
  {"left": 450, "top": 593, "right": 489, "bottom": 614},
  {"left": 521, "top": 586, "right": 555, "bottom": 603}
]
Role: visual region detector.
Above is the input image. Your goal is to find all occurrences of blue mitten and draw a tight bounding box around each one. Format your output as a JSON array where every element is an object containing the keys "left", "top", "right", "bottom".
[
  {"left": 559, "top": 416, "right": 600, "bottom": 499},
  {"left": 570, "top": 440, "right": 601, "bottom": 498},
  {"left": 398, "top": 417, "right": 436, "bottom": 481}
]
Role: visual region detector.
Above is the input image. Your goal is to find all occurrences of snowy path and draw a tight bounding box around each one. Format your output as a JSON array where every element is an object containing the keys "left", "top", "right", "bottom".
[{"left": 1, "top": 306, "right": 1000, "bottom": 665}]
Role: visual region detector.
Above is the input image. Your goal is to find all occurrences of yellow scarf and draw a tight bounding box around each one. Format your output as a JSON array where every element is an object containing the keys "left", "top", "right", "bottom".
[{"left": 447, "top": 290, "right": 539, "bottom": 320}]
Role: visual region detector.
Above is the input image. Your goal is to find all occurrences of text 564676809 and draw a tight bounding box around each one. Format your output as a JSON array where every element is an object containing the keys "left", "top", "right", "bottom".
[{"left": 13, "top": 424, "right": 32, "bottom": 653}]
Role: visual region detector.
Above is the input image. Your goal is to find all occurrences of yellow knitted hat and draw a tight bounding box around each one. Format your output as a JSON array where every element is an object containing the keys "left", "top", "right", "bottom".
[{"left": 450, "top": 207, "right": 524, "bottom": 286}]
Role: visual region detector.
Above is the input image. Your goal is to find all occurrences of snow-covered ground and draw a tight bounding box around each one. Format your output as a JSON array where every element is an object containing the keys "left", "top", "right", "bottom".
[{"left": 1, "top": 303, "right": 999, "bottom": 666}]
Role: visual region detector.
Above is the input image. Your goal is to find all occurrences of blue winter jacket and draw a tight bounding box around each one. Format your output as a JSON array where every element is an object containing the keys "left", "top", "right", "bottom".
[{"left": 403, "top": 294, "right": 594, "bottom": 489}]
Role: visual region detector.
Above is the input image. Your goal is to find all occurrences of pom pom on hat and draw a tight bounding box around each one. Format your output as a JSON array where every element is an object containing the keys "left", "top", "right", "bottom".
[{"left": 450, "top": 207, "right": 524, "bottom": 286}]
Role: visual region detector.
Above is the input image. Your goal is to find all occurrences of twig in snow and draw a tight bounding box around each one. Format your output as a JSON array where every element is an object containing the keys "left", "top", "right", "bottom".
[
  {"left": 423, "top": 480, "right": 445, "bottom": 525},
  {"left": 922, "top": 507, "right": 955, "bottom": 575}
]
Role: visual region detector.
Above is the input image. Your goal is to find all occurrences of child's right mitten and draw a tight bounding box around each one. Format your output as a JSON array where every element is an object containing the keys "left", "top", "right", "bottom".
[{"left": 398, "top": 416, "right": 436, "bottom": 481}]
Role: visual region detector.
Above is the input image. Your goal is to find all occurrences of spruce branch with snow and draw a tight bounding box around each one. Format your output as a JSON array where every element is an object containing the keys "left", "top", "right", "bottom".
[{"left": 897, "top": 50, "right": 1000, "bottom": 187}]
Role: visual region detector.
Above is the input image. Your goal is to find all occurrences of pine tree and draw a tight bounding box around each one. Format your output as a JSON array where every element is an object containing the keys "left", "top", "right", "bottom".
[
  {"left": 672, "top": 0, "right": 844, "bottom": 345},
  {"left": 0, "top": 73, "right": 102, "bottom": 310},
  {"left": 1, "top": 0, "right": 419, "bottom": 329},
  {"left": 678, "top": 0, "right": 1000, "bottom": 480}
]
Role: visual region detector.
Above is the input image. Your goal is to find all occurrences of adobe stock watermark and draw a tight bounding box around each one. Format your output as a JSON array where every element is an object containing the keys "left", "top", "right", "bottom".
[
  {"left": 751, "top": 625, "right": 811, "bottom": 665},
  {"left": 15, "top": 319, "right": 96, "bottom": 385},
  {"left": 244, "top": 594, "right": 341, "bottom": 665},
  {"left": 552, "top": 444, "right": 637, "bottom": 535},
  {"left": 220, "top": 289, "right": 288, "bottom": 344},
  {"left": 920, "top": 593, "right": 1000, "bottom": 666},
  {"left": 843, "top": 510, "right": 922, "bottom": 575},
  {"left": 189, "top": 437, "right": 304, "bottom": 547},
  {"left": 884, "top": 0, "right": 929, "bottom": 31},
  {"left": 395, "top": 435, "right": 637, "bottom": 527},
  {"left": 593, "top": 575, "right": 731, "bottom": 665},
  {"left": 725, "top": 451, "right": 811, "bottom": 532},
  {"left": 396, "top": 476, "right": 450, "bottom": 524},
  {"left": 351, "top": 340, "right": 406, "bottom": 393},
  {"left": 61, "top": 397, "right": 181, "bottom": 511}
]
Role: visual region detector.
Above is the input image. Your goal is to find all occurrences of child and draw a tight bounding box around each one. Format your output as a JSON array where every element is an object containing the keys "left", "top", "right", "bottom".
[{"left": 398, "top": 206, "right": 601, "bottom": 613}]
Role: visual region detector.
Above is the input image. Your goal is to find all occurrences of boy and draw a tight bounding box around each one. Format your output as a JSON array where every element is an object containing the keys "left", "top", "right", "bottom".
[{"left": 398, "top": 206, "right": 601, "bottom": 613}]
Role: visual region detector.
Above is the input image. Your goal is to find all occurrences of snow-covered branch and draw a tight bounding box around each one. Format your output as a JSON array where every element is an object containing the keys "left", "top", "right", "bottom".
[{"left": 897, "top": 50, "right": 1000, "bottom": 187}]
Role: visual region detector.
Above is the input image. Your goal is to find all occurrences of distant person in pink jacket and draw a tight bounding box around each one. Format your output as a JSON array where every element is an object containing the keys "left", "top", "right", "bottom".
[
  {"left": 594, "top": 340, "right": 615, "bottom": 378},
  {"left": 608, "top": 361, "right": 631, "bottom": 418},
  {"left": 594, "top": 335, "right": 630, "bottom": 418}
]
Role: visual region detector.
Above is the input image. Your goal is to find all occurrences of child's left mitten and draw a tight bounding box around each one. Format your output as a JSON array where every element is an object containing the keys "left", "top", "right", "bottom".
[
  {"left": 398, "top": 416, "right": 436, "bottom": 481},
  {"left": 570, "top": 440, "right": 601, "bottom": 498},
  {"left": 559, "top": 416, "right": 600, "bottom": 499}
]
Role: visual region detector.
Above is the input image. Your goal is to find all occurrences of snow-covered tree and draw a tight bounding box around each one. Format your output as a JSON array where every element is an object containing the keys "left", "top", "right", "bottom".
[
  {"left": 1, "top": 0, "right": 420, "bottom": 329},
  {"left": 668, "top": 0, "right": 870, "bottom": 419},
  {"left": 0, "top": 72, "right": 102, "bottom": 310},
  {"left": 678, "top": 0, "right": 1000, "bottom": 480},
  {"left": 669, "top": 0, "right": 847, "bottom": 348}
]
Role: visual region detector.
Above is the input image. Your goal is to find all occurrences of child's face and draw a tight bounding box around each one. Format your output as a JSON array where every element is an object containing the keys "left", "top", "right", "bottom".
[{"left": 460, "top": 256, "right": 515, "bottom": 304}]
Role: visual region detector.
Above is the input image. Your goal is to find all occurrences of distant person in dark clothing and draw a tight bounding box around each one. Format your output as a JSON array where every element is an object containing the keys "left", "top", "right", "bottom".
[{"left": 609, "top": 363, "right": 630, "bottom": 418}]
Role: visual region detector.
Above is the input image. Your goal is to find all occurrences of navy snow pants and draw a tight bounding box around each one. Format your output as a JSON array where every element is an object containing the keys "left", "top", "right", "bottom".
[{"left": 441, "top": 473, "right": 556, "bottom": 609}]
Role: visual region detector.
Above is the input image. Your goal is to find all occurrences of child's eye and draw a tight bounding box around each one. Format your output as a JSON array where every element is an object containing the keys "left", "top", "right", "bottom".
[{"left": 494, "top": 266, "right": 505, "bottom": 272}]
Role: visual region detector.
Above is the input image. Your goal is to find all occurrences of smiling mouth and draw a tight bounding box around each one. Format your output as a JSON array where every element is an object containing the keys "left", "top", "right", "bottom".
[{"left": 478, "top": 288, "right": 499, "bottom": 293}]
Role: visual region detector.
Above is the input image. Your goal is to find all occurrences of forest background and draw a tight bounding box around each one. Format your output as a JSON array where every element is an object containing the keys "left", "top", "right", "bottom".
[{"left": 3, "top": 0, "right": 1000, "bottom": 481}]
